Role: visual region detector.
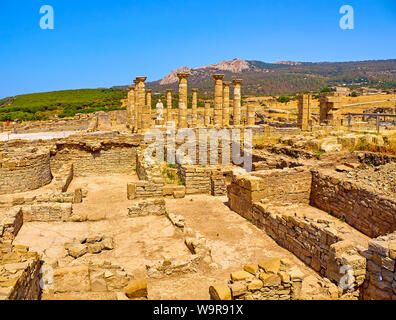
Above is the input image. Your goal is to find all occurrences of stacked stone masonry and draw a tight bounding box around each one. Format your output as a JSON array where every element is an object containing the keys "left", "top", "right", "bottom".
[
  {"left": 0, "top": 244, "right": 42, "bottom": 300},
  {"left": 209, "top": 258, "right": 304, "bottom": 300},
  {"left": 310, "top": 169, "right": 396, "bottom": 238},
  {"left": 0, "top": 148, "right": 52, "bottom": 195}
]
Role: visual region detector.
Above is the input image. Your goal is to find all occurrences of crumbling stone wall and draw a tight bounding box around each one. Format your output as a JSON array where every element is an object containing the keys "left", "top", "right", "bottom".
[
  {"left": 21, "top": 203, "right": 72, "bottom": 222},
  {"left": 228, "top": 168, "right": 312, "bottom": 219},
  {"left": 0, "top": 208, "right": 23, "bottom": 243},
  {"left": 50, "top": 137, "right": 139, "bottom": 177},
  {"left": 0, "top": 244, "right": 42, "bottom": 300},
  {"left": 209, "top": 258, "right": 304, "bottom": 300},
  {"left": 310, "top": 170, "right": 396, "bottom": 238},
  {"left": 250, "top": 204, "right": 367, "bottom": 293},
  {"left": 127, "top": 198, "right": 166, "bottom": 217},
  {"left": 0, "top": 148, "right": 52, "bottom": 195},
  {"left": 361, "top": 233, "right": 396, "bottom": 300}
]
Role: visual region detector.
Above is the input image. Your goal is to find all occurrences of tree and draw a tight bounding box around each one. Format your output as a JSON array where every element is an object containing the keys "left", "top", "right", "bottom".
[
  {"left": 277, "top": 95, "right": 291, "bottom": 103},
  {"left": 351, "top": 91, "right": 358, "bottom": 97},
  {"left": 320, "top": 87, "right": 332, "bottom": 93}
]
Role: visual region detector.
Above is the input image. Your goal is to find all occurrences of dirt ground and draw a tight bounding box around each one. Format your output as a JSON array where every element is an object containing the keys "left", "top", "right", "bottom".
[{"left": 13, "top": 174, "right": 331, "bottom": 300}]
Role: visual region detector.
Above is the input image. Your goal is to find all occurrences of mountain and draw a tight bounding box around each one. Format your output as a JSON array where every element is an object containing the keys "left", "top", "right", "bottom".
[{"left": 144, "top": 58, "right": 396, "bottom": 96}]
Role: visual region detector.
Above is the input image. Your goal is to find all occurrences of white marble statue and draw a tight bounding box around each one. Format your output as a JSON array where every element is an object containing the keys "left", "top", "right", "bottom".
[{"left": 156, "top": 100, "right": 164, "bottom": 120}]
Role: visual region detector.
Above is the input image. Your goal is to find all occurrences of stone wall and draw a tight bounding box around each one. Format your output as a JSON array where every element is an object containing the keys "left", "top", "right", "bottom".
[
  {"left": 0, "top": 207, "right": 23, "bottom": 243},
  {"left": 21, "top": 203, "right": 72, "bottom": 222},
  {"left": 127, "top": 198, "right": 166, "bottom": 217},
  {"left": 250, "top": 204, "right": 367, "bottom": 293},
  {"left": 310, "top": 170, "right": 396, "bottom": 238},
  {"left": 361, "top": 233, "right": 396, "bottom": 300},
  {"left": 0, "top": 148, "right": 52, "bottom": 195},
  {"left": 228, "top": 168, "right": 312, "bottom": 219},
  {"left": 209, "top": 258, "right": 304, "bottom": 300},
  {"left": 51, "top": 137, "right": 139, "bottom": 177},
  {"left": 0, "top": 244, "right": 42, "bottom": 300},
  {"left": 45, "top": 262, "right": 132, "bottom": 297}
]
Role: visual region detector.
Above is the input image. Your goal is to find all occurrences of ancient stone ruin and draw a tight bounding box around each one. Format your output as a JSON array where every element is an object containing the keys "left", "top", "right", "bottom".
[{"left": 0, "top": 74, "right": 395, "bottom": 301}]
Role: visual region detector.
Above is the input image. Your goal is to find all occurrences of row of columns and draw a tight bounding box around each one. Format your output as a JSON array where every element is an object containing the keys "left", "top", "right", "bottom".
[{"left": 126, "top": 73, "right": 248, "bottom": 131}]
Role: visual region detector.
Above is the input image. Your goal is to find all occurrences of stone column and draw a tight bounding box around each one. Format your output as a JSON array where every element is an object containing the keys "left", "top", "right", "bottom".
[
  {"left": 204, "top": 102, "right": 211, "bottom": 127},
  {"left": 297, "top": 94, "right": 312, "bottom": 131},
  {"left": 126, "top": 85, "right": 134, "bottom": 129},
  {"left": 133, "top": 79, "right": 140, "bottom": 132},
  {"left": 247, "top": 104, "right": 255, "bottom": 126},
  {"left": 222, "top": 82, "right": 230, "bottom": 127},
  {"left": 213, "top": 74, "right": 225, "bottom": 127},
  {"left": 135, "top": 77, "right": 147, "bottom": 132},
  {"left": 177, "top": 73, "right": 189, "bottom": 128},
  {"left": 166, "top": 89, "right": 172, "bottom": 122},
  {"left": 232, "top": 79, "right": 242, "bottom": 126},
  {"left": 146, "top": 89, "right": 152, "bottom": 119},
  {"left": 192, "top": 88, "right": 198, "bottom": 127}
]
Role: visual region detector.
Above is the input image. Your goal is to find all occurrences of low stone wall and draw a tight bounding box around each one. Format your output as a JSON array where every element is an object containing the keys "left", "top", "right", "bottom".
[
  {"left": 209, "top": 258, "right": 304, "bottom": 300},
  {"left": 0, "top": 207, "right": 23, "bottom": 243},
  {"left": 0, "top": 244, "right": 42, "bottom": 300},
  {"left": 358, "top": 152, "right": 396, "bottom": 166},
  {"left": 127, "top": 198, "right": 166, "bottom": 217},
  {"left": 178, "top": 165, "right": 211, "bottom": 195},
  {"left": 51, "top": 136, "right": 140, "bottom": 177},
  {"left": 310, "top": 170, "right": 396, "bottom": 238},
  {"left": 22, "top": 203, "right": 72, "bottom": 222},
  {"left": 361, "top": 233, "right": 396, "bottom": 300},
  {"left": 127, "top": 181, "right": 164, "bottom": 199},
  {"left": 46, "top": 262, "right": 132, "bottom": 296},
  {"left": 228, "top": 168, "right": 312, "bottom": 219},
  {"left": 53, "top": 163, "right": 74, "bottom": 192},
  {"left": 251, "top": 204, "right": 367, "bottom": 293},
  {"left": 178, "top": 165, "right": 232, "bottom": 196},
  {"left": 0, "top": 148, "right": 52, "bottom": 195}
]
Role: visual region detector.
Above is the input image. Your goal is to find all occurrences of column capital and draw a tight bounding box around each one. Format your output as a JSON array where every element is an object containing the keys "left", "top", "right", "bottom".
[
  {"left": 146, "top": 89, "right": 152, "bottom": 93},
  {"left": 192, "top": 88, "right": 198, "bottom": 93},
  {"left": 135, "top": 76, "right": 147, "bottom": 83},
  {"left": 213, "top": 74, "right": 225, "bottom": 80},
  {"left": 128, "top": 85, "right": 134, "bottom": 90},
  {"left": 133, "top": 79, "right": 139, "bottom": 85},
  {"left": 166, "top": 89, "right": 173, "bottom": 93},
  {"left": 177, "top": 73, "right": 190, "bottom": 80},
  {"left": 223, "top": 82, "right": 231, "bottom": 87},
  {"left": 232, "top": 79, "right": 243, "bottom": 85}
]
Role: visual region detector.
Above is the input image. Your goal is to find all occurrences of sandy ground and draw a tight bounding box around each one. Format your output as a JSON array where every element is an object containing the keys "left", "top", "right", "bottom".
[{"left": 13, "top": 175, "right": 331, "bottom": 300}]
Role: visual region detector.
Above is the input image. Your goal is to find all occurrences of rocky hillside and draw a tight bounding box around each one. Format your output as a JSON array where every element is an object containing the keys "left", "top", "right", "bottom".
[{"left": 143, "top": 58, "right": 396, "bottom": 96}]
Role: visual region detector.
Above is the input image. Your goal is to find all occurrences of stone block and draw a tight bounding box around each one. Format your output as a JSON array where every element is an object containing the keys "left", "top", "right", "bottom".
[
  {"left": 53, "top": 266, "right": 90, "bottom": 293},
  {"left": 209, "top": 285, "right": 232, "bottom": 300},
  {"left": 127, "top": 183, "right": 136, "bottom": 200},
  {"left": 244, "top": 264, "right": 259, "bottom": 275},
  {"left": 230, "top": 270, "right": 253, "bottom": 282},
  {"left": 124, "top": 279, "right": 148, "bottom": 299},
  {"left": 229, "top": 282, "right": 247, "bottom": 297},
  {"left": 258, "top": 258, "right": 281, "bottom": 274},
  {"left": 259, "top": 273, "right": 281, "bottom": 287}
]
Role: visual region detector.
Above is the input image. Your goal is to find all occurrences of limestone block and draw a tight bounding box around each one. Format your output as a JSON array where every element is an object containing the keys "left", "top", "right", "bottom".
[
  {"left": 124, "top": 279, "right": 148, "bottom": 299},
  {"left": 258, "top": 258, "right": 281, "bottom": 274},
  {"left": 65, "top": 243, "right": 87, "bottom": 259},
  {"left": 127, "top": 183, "right": 137, "bottom": 200},
  {"left": 259, "top": 273, "right": 281, "bottom": 287},
  {"left": 53, "top": 266, "right": 90, "bottom": 293},
  {"left": 229, "top": 282, "right": 247, "bottom": 297},
  {"left": 248, "top": 279, "right": 263, "bottom": 291},
  {"left": 230, "top": 270, "right": 253, "bottom": 282},
  {"left": 209, "top": 285, "right": 232, "bottom": 300},
  {"left": 244, "top": 264, "right": 259, "bottom": 275}
]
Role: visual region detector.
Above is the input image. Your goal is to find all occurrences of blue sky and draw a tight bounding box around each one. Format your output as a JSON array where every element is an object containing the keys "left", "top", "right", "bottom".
[{"left": 0, "top": 0, "right": 395, "bottom": 98}]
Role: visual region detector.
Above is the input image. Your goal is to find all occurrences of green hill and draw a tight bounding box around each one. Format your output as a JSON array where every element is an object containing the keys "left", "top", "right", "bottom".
[{"left": 0, "top": 88, "right": 127, "bottom": 121}]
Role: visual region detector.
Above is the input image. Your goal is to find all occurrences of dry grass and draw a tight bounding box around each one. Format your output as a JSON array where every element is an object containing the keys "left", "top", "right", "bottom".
[{"left": 253, "top": 135, "right": 281, "bottom": 149}]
